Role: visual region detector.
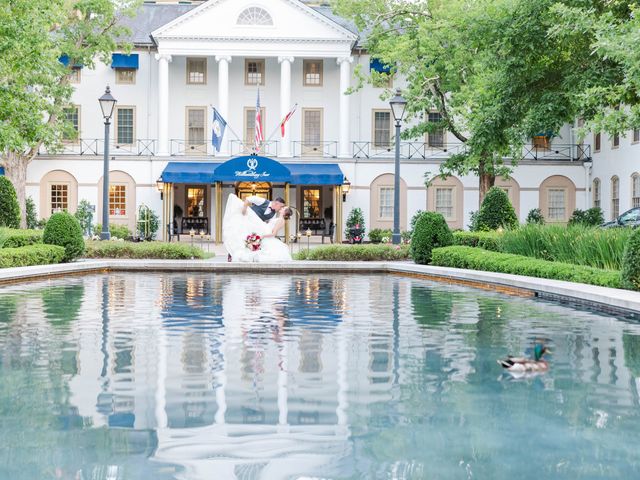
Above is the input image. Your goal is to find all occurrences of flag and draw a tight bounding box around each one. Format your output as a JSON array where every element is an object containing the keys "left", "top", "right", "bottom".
[
  {"left": 255, "top": 89, "right": 264, "bottom": 151},
  {"left": 211, "top": 108, "right": 227, "bottom": 152},
  {"left": 280, "top": 103, "right": 297, "bottom": 138}
]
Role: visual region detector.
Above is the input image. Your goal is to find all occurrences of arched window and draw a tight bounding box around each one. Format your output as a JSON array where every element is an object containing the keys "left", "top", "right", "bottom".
[
  {"left": 592, "top": 178, "right": 601, "bottom": 209},
  {"left": 237, "top": 7, "right": 273, "bottom": 26},
  {"left": 611, "top": 176, "right": 619, "bottom": 220},
  {"left": 632, "top": 173, "right": 640, "bottom": 208},
  {"left": 427, "top": 175, "right": 464, "bottom": 229},
  {"left": 539, "top": 175, "right": 576, "bottom": 223},
  {"left": 98, "top": 170, "right": 137, "bottom": 232},
  {"left": 39, "top": 170, "right": 78, "bottom": 218},
  {"left": 370, "top": 173, "right": 407, "bottom": 231}
]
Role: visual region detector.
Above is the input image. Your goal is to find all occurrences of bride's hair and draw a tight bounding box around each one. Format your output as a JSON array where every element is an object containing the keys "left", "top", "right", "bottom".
[{"left": 281, "top": 207, "right": 292, "bottom": 220}]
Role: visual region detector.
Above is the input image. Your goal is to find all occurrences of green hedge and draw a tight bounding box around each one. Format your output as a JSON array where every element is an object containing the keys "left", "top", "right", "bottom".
[
  {"left": 368, "top": 228, "right": 393, "bottom": 243},
  {"left": 43, "top": 212, "right": 85, "bottom": 262},
  {"left": 84, "top": 241, "right": 207, "bottom": 259},
  {"left": 622, "top": 228, "right": 640, "bottom": 291},
  {"left": 294, "top": 244, "right": 410, "bottom": 261},
  {"left": 95, "top": 223, "right": 132, "bottom": 240},
  {"left": 0, "top": 228, "right": 43, "bottom": 248},
  {"left": 431, "top": 246, "right": 622, "bottom": 288},
  {"left": 410, "top": 211, "right": 453, "bottom": 264},
  {"left": 0, "top": 244, "right": 65, "bottom": 268},
  {"left": 452, "top": 231, "right": 502, "bottom": 251}
]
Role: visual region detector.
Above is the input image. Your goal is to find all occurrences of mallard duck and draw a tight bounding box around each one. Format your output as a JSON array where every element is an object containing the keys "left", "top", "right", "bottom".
[{"left": 498, "top": 344, "right": 550, "bottom": 373}]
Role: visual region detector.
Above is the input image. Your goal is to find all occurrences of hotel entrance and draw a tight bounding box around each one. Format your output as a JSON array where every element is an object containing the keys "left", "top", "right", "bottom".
[{"left": 236, "top": 181, "right": 271, "bottom": 200}]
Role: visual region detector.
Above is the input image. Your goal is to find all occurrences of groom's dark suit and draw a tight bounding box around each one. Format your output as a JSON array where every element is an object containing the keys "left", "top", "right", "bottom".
[{"left": 247, "top": 196, "right": 277, "bottom": 222}]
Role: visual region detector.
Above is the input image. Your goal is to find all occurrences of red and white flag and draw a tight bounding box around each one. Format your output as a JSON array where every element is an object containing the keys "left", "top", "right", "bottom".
[
  {"left": 280, "top": 103, "right": 297, "bottom": 137},
  {"left": 255, "top": 89, "right": 264, "bottom": 151}
]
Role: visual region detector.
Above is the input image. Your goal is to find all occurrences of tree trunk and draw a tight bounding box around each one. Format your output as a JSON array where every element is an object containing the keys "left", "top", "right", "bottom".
[
  {"left": 4, "top": 152, "right": 29, "bottom": 229},
  {"left": 478, "top": 156, "right": 495, "bottom": 205}
]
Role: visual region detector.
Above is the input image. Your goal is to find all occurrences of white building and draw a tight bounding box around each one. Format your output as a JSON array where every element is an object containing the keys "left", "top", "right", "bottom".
[{"left": 23, "top": 0, "right": 640, "bottom": 241}]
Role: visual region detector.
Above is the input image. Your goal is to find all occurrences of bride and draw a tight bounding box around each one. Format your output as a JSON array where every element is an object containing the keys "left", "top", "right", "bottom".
[{"left": 223, "top": 193, "right": 292, "bottom": 262}]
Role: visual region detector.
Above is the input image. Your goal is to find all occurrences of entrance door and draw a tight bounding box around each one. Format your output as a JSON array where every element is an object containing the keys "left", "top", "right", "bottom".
[
  {"left": 236, "top": 182, "right": 271, "bottom": 200},
  {"left": 184, "top": 186, "right": 208, "bottom": 233}
]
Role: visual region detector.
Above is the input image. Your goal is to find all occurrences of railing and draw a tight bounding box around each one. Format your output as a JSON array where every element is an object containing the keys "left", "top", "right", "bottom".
[
  {"left": 38, "top": 139, "right": 156, "bottom": 156},
  {"left": 352, "top": 141, "right": 465, "bottom": 160},
  {"left": 521, "top": 144, "right": 591, "bottom": 161},
  {"left": 170, "top": 139, "right": 209, "bottom": 156},
  {"left": 292, "top": 141, "right": 338, "bottom": 158},
  {"left": 230, "top": 140, "right": 279, "bottom": 157}
]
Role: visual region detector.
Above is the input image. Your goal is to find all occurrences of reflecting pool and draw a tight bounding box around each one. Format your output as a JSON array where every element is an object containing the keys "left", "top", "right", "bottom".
[{"left": 1, "top": 273, "right": 640, "bottom": 479}]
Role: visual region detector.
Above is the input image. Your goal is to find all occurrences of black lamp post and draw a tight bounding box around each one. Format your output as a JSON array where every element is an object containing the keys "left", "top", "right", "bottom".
[
  {"left": 99, "top": 86, "right": 117, "bottom": 240},
  {"left": 341, "top": 177, "right": 351, "bottom": 202},
  {"left": 389, "top": 89, "right": 407, "bottom": 245}
]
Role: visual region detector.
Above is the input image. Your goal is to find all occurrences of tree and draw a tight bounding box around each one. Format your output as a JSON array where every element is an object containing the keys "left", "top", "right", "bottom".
[{"left": 0, "top": 0, "right": 138, "bottom": 227}]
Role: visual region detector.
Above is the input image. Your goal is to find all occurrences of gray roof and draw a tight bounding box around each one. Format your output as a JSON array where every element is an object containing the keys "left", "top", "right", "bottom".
[{"left": 119, "top": 3, "right": 363, "bottom": 47}]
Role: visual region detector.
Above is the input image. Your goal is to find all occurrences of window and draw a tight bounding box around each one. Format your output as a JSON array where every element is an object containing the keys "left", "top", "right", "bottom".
[
  {"left": 186, "top": 107, "right": 206, "bottom": 150},
  {"left": 303, "top": 60, "right": 323, "bottom": 86},
  {"left": 186, "top": 187, "right": 206, "bottom": 218},
  {"left": 245, "top": 59, "right": 265, "bottom": 85},
  {"left": 109, "top": 185, "right": 126, "bottom": 216},
  {"left": 237, "top": 7, "right": 273, "bottom": 25},
  {"left": 613, "top": 132, "right": 620, "bottom": 148},
  {"left": 302, "top": 108, "right": 322, "bottom": 154},
  {"left": 62, "top": 106, "right": 79, "bottom": 142},
  {"left": 547, "top": 188, "right": 566, "bottom": 221},
  {"left": 594, "top": 132, "right": 601, "bottom": 152},
  {"left": 634, "top": 129, "right": 640, "bottom": 144},
  {"left": 593, "top": 178, "right": 601, "bottom": 209},
  {"left": 244, "top": 107, "right": 266, "bottom": 145},
  {"left": 435, "top": 187, "right": 454, "bottom": 219},
  {"left": 533, "top": 136, "right": 550, "bottom": 150},
  {"left": 50, "top": 184, "right": 68, "bottom": 214},
  {"left": 373, "top": 110, "right": 392, "bottom": 148},
  {"left": 186, "top": 58, "right": 206, "bottom": 84},
  {"left": 116, "top": 68, "right": 136, "bottom": 85},
  {"left": 427, "top": 112, "right": 445, "bottom": 148},
  {"left": 611, "top": 176, "right": 619, "bottom": 220},
  {"left": 115, "top": 107, "right": 135, "bottom": 145},
  {"left": 379, "top": 187, "right": 393, "bottom": 219},
  {"left": 632, "top": 174, "right": 640, "bottom": 208},
  {"left": 302, "top": 188, "right": 321, "bottom": 218},
  {"left": 69, "top": 67, "right": 81, "bottom": 84}
]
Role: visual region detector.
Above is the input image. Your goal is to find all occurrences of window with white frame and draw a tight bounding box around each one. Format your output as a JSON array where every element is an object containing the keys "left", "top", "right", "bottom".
[
  {"left": 594, "top": 132, "right": 601, "bottom": 152},
  {"left": 373, "top": 110, "right": 392, "bottom": 148},
  {"left": 245, "top": 59, "right": 265, "bottom": 85},
  {"left": 611, "top": 176, "right": 620, "bottom": 219},
  {"left": 593, "top": 178, "right": 601, "bottom": 209},
  {"left": 115, "top": 107, "right": 134, "bottom": 145},
  {"left": 50, "top": 184, "right": 68, "bottom": 214},
  {"left": 62, "top": 106, "right": 79, "bottom": 142},
  {"left": 379, "top": 187, "right": 393, "bottom": 219},
  {"left": 613, "top": 132, "right": 620, "bottom": 148},
  {"left": 109, "top": 185, "right": 126, "bottom": 216},
  {"left": 302, "top": 109, "right": 322, "bottom": 153},
  {"left": 632, "top": 174, "right": 640, "bottom": 208},
  {"left": 116, "top": 68, "right": 136, "bottom": 85},
  {"left": 186, "top": 58, "right": 206, "bottom": 84},
  {"left": 547, "top": 188, "right": 566, "bottom": 221},
  {"left": 186, "top": 107, "right": 206, "bottom": 148},
  {"left": 634, "top": 129, "right": 640, "bottom": 144},
  {"left": 303, "top": 60, "right": 323, "bottom": 86},
  {"left": 435, "top": 187, "right": 454, "bottom": 220},
  {"left": 427, "top": 112, "right": 445, "bottom": 148},
  {"left": 69, "top": 67, "right": 81, "bottom": 84},
  {"left": 244, "top": 107, "right": 265, "bottom": 145}
]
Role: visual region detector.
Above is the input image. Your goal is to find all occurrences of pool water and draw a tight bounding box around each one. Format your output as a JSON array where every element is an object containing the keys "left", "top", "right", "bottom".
[{"left": 1, "top": 273, "right": 640, "bottom": 479}]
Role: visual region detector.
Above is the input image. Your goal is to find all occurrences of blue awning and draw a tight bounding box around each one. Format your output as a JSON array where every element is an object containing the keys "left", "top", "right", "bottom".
[
  {"left": 370, "top": 58, "right": 392, "bottom": 74},
  {"left": 288, "top": 163, "right": 344, "bottom": 185},
  {"left": 59, "top": 55, "right": 82, "bottom": 68},
  {"left": 161, "top": 162, "right": 219, "bottom": 184},
  {"left": 111, "top": 53, "right": 139, "bottom": 69},
  {"left": 214, "top": 156, "right": 291, "bottom": 183},
  {"left": 0, "top": 166, "right": 4, "bottom": 176}
]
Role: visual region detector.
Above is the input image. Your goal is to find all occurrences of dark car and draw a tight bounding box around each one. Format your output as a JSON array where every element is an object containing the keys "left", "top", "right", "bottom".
[{"left": 601, "top": 207, "right": 640, "bottom": 228}]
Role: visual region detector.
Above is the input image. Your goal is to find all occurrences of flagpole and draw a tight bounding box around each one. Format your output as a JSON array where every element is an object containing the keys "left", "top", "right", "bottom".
[
  {"left": 265, "top": 103, "right": 298, "bottom": 143},
  {"left": 209, "top": 104, "right": 243, "bottom": 146}
]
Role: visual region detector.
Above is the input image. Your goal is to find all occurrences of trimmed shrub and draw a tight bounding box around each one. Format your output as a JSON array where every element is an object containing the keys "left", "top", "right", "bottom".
[
  {"left": 43, "top": 212, "right": 85, "bottom": 262},
  {"left": 26, "top": 197, "right": 38, "bottom": 230},
  {"left": 410, "top": 211, "right": 453, "bottom": 265},
  {"left": 74, "top": 200, "right": 94, "bottom": 236},
  {"left": 475, "top": 187, "right": 518, "bottom": 231},
  {"left": 84, "top": 240, "right": 206, "bottom": 259},
  {"left": 0, "top": 244, "right": 65, "bottom": 268},
  {"left": 294, "top": 244, "right": 410, "bottom": 261},
  {"left": 0, "top": 177, "right": 21, "bottom": 228},
  {"left": 409, "top": 210, "right": 425, "bottom": 233},
  {"left": 369, "top": 228, "right": 392, "bottom": 243},
  {"left": 526, "top": 208, "right": 545, "bottom": 225},
  {"left": 95, "top": 223, "right": 131, "bottom": 240},
  {"left": 0, "top": 228, "right": 43, "bottom": 248},
  {"left": 568, "top": 207, "right": 605, "bottom": 227},
  {"left": 622, "top": 228, "right": 640, "bottom": 291},
  {"left": 452, "top": 231, "right": 502, "bottom": 251},
  {"left": 345, "top": 207, "right": 366, "bottom": 241},
  {"left": 431, "top": 246, "right": 622, "bottom": 289}
]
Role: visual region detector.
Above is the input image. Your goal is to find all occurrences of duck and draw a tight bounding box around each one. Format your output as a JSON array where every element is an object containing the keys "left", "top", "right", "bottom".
[{"left": 498, "top": 344, "right": 550, "bottom": 373}]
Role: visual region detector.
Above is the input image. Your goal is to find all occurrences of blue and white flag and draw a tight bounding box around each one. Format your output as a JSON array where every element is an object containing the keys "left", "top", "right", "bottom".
[{"left": 211, "top": 108, "right": 227, "bottom": 152}]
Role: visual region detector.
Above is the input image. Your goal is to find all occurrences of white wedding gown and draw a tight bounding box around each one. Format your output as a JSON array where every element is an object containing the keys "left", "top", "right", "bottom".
[{"left": 222, "top": 194, "right": 292, "bottom": 262}]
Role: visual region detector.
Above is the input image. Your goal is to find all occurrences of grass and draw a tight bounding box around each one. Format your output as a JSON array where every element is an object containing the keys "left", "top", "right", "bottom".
[
  {"left": 84, "top": 241, "right": 209, "bottom": 259},
  {"left": 294, "top": 244, "right": 410, "bottom": 261}
]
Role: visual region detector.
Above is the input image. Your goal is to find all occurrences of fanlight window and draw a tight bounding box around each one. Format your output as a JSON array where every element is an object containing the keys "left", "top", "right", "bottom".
[{"left": 237, "top": 7, "right": 273, "bottom": 26}]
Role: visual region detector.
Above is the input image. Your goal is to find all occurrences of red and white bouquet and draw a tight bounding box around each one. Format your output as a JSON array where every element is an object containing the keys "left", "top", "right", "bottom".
[{"left": 245, "top": 233, "right": 262, "bottom": 251}]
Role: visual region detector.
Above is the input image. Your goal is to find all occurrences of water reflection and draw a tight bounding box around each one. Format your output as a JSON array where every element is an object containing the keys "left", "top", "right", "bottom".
[{"left": 0, "top": 274, "right": 639, "bottom": 479}]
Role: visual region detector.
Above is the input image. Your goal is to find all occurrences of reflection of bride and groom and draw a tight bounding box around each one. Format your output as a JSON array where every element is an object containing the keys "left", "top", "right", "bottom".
[{"left": 223, "top": 194, "right": 292, "bottom": 262}]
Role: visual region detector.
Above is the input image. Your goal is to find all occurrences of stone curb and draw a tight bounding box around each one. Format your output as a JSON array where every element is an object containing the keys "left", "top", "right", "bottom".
[{"left": 0, "top": 259, "right": 638, "bottom": 314}]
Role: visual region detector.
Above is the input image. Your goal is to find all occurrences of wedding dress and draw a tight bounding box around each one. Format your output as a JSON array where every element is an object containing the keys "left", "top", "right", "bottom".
[{"left": 222, "top": 194, "right": 292, "bottom": 262}]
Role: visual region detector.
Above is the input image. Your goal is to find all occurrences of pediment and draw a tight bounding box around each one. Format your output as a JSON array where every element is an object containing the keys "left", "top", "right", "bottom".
[{"left": 152, "top": 0, "right": 357, "bottom": 43}]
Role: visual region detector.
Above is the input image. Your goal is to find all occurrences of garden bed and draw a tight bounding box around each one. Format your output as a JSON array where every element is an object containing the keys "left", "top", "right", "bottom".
[
  {"left": 84, "top": 240, "right": 208, "bottom": 260},
  {"left": 294, "top": 244, "right": 410, "bottom": 261}
]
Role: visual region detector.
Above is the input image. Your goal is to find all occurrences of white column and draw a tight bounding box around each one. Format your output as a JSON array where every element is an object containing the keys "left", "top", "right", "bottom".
[
  {"left": 215, "top": 55, "right": 232, "bottom": 156},
  {"left": 337, "top": 57, "right": 353, "bottom": 158},
  {"left": 155, "top": 53, "right": 172, "bottom": 156},
  {"left": 278, "top": 56, "right": 294, "bottom": 158}
]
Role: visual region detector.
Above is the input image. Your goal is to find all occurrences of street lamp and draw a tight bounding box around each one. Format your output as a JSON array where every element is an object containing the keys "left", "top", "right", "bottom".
[
  {"left": 341, "top": 177, "right": 351, "bottom": 202},
  {"left": 389, "top": 88, "right": 407, "bottom": 245},
  {"left": 99, "top": 86, "right": 117, "bottom": 240},
  {"left": 156, "top": 177, "right": 164, "bottom": 200}
]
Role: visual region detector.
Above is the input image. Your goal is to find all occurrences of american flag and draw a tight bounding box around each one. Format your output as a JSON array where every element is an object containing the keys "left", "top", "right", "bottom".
[{"left": 255, "top": 89, "right": 264, "bottom": 151}]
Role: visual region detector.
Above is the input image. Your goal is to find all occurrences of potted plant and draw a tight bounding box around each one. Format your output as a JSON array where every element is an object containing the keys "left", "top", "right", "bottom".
[{"left": 345, "top": 207, "right": 365, "bottom": 244}]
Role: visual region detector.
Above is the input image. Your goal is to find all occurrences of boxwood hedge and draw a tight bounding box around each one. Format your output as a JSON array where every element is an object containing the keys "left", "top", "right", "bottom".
[
  {"left": 0, "top": 244, "right": 65, "bottom": 268},
  {"left": 0, "top": 228, "right": 43, "bottom": 248},
  {"left": 294, "top": 244, "right": 410, "bottom": 261}
]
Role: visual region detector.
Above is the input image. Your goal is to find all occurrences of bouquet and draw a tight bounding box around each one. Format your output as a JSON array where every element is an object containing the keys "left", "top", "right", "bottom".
[{"left": 245, "top": 233, "right": 262, "bottom": 251}]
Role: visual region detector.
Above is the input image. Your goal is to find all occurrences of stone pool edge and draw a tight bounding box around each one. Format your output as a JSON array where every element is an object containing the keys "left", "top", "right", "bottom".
[{"left": 0, "top": 259, "right": 639, "bottom": 315}]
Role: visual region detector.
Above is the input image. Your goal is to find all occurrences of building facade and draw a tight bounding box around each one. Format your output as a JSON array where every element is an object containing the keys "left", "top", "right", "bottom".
[{"left": 25, "top": 0, "right": 640, "bottom": 240}]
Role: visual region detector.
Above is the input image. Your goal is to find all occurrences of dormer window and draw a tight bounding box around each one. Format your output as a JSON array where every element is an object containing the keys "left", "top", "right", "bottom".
[{"left": 237, "top": 7, "right": 273, "bottom": 26}]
